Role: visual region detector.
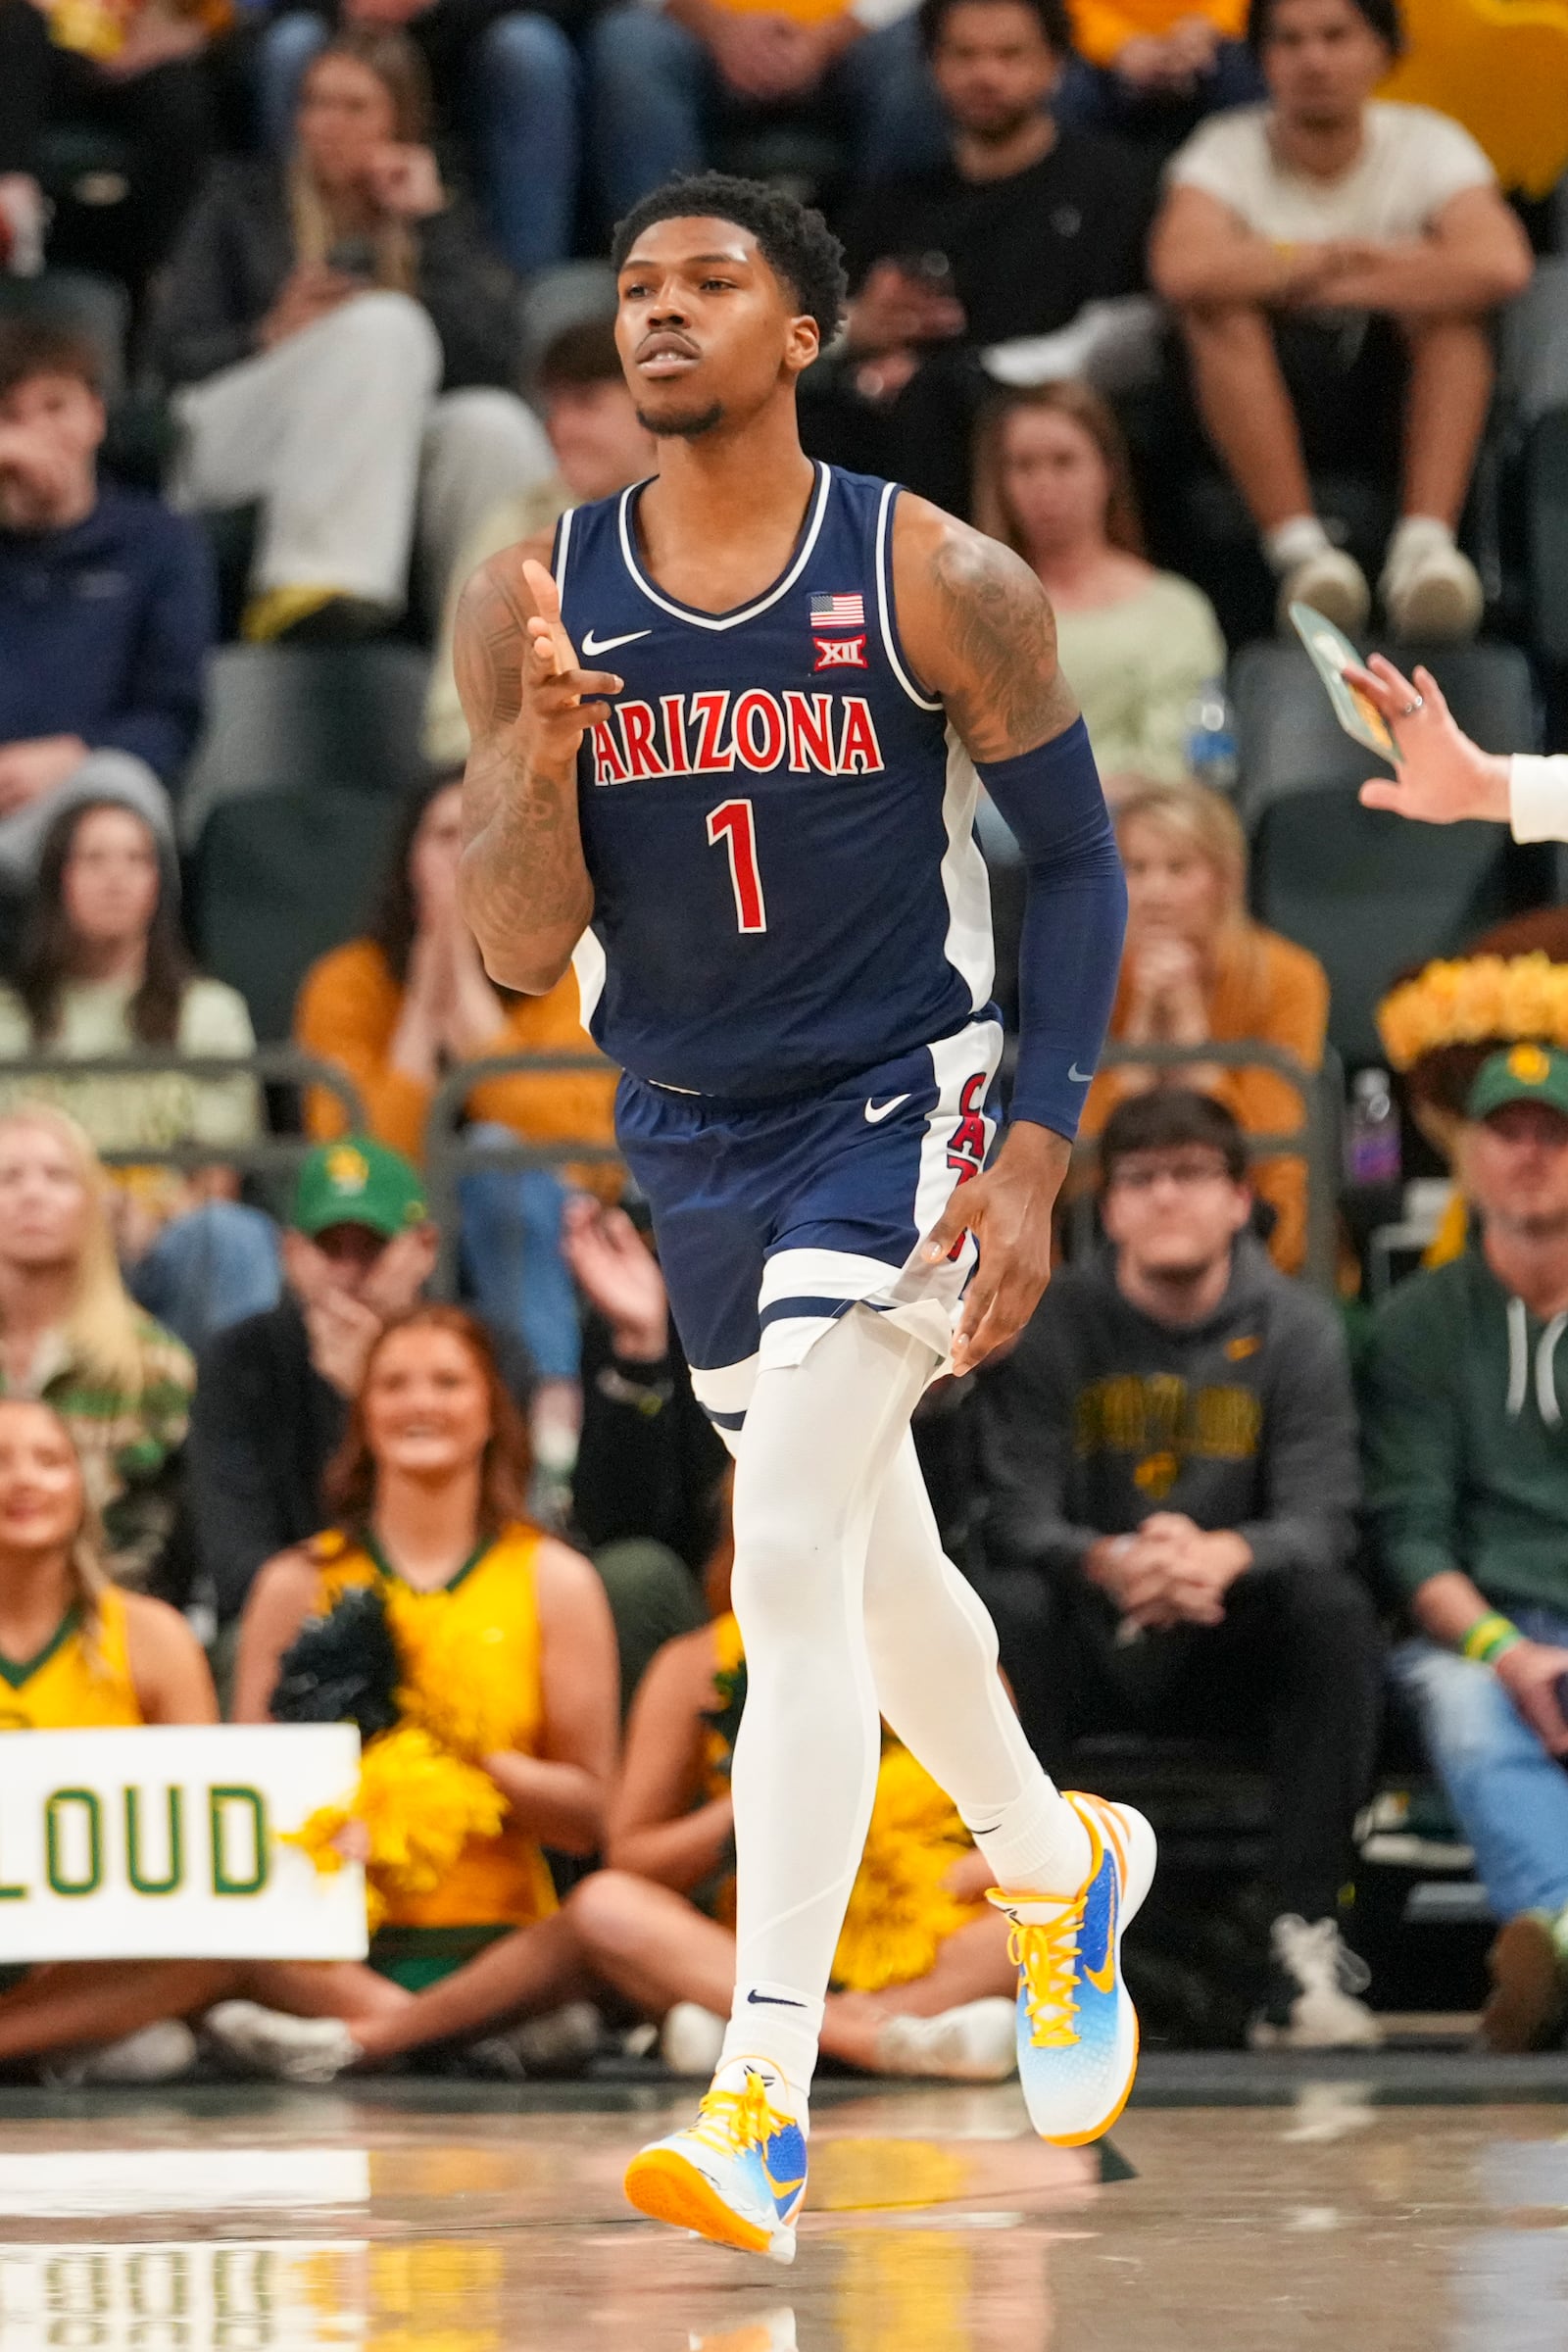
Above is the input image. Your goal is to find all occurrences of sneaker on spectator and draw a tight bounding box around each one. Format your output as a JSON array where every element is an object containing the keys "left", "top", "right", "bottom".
[
  {"left": 496, "top": 2000, "right": 602, "bottom": 2078},
  {"left": 1275, "top": 547, "right": 1370, "bottom": 638},
  {"left": 42, "top": 2020, "right": 198, "bottom": 2087},
  {"left": 1482, "top": 1912, "right": 1568, "bottom": 2052},
  {"left": 875, "top": 1996, "right": 1018, "bottom": 2081},
  {"left": 660, "top": 2000, "right": 726, "bottom": 2076},
  {"left": 1247, "top": 1915, "right": 1382, "bottom": 2049},
  {"left": 200, "top": 2000, "right": 362, "bottom": 2083},
  {"left": 1381, "top": 537, "right": 1484, "bottom": 642}
]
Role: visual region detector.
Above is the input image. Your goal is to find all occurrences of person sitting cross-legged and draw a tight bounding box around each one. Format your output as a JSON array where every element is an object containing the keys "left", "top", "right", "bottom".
[
  {"left": 979, "top": 1087, "right": 1383, "bottom": 2046},
  {"left": 1149, "top": 0, "right": 1533, "bottom": 639},
  {"left": 1366, "top": 1046, "right": 1568, "bottom": 2053},
  {"left": 568, "top": 1510, "right": 1021, "bottom": 2082}
]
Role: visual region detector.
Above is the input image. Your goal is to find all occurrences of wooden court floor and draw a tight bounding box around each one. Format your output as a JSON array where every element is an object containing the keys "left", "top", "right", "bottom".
[{"left": 0, "top": 2071, "right": 1564, "bottom": 2350}]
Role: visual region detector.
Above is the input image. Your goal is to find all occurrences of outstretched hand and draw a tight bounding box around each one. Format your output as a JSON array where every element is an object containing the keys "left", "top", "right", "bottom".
[
  {"left": 1349, "top": 654, "right": 1511, "bottom": 825},
  {"left": 920, "top": 1122, "right": 1069, "bottom": 1375},
  {"left": 517, "top": 557, "right": 623, "bottom": 778}
]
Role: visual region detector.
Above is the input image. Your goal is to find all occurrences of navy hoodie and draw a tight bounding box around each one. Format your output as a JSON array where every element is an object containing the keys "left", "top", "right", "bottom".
[{"left": 0, "top": 483, "right": 215, "bottom": 782}]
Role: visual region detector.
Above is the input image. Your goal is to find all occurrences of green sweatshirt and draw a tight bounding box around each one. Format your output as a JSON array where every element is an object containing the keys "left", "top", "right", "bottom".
[{"left": 1361, "top": 1245, "right": 1568, "bottom": 1614}]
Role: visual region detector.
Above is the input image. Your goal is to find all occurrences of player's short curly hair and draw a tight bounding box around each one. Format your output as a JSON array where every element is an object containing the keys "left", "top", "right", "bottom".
[{"left": 611, "top": 172, "right": 848, "bottom": 346}]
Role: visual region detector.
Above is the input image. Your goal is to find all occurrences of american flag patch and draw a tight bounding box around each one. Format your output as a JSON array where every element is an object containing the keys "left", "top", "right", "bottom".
[{"left": 809, "top": 592, "right": 865, "bottom": 628}]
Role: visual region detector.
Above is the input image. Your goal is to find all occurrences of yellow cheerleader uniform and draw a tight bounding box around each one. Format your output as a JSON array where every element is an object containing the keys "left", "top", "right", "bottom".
[
  {"left": 0, "top": 1588, "right": 142, "bottom": 1735},
  {"left": 311, "top": 1525, "right": 558, "bottom": 1988},
  {"left": 700, "top": 1612, "right": 985, "bottom": 1996}
]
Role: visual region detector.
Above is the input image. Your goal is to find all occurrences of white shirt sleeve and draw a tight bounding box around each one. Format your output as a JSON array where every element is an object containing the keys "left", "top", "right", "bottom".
[
  {"left": 1509, "top": 753, "right": 1568, "bottom": 844},
  {"left": 1399, "top": 107, "right": 1497, "bottom": 221}
]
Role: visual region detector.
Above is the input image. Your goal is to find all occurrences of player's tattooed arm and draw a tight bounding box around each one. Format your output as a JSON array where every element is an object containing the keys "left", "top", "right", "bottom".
[
  {"left": 892, "top": 499, "right": 1080, "bottom": 763},
  {"left": 455, "top": 545, "right": 619, "bottom": 995}
]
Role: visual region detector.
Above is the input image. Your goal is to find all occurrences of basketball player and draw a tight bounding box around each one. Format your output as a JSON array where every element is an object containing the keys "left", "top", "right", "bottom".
[{"left": 456, "top": 173, "right": 1152, "bottom": 2264}]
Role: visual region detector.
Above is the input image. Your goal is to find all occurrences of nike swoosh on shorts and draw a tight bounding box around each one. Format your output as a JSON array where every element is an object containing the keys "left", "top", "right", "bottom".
[
  {"left": 864, "top": 1095, "right": 910, "bottom": 1123},
  {"left": 581, "top": 627, "right": 652, "bottom": 656}
]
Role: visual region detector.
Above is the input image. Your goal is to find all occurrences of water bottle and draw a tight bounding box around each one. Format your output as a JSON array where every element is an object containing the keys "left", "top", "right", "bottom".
[
  {"left": 1346, "top": 1066, "right": 1401, "bottom": 1188},
  {"left": 1184, "top": 680, "right": 1238, "bottom": 793}
]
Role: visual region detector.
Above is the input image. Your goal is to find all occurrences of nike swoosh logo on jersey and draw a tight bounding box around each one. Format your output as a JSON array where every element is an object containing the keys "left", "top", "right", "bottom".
[
  {"left": 864, "top": 1095, "right": 910, "bottom": 1123},
  {"left": 1068, "top": 1063, "right": 1093, "bottom": 1084},
  {"left": 581, "top": 626, "right": 652, "bottom": 657}
]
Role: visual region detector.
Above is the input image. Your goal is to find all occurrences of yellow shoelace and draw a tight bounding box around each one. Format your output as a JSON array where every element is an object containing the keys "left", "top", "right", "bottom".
[
  {"left": 689, "top": 2070, "right": 794, "bottom": 2160},
  {"left": 1007, "top": 1898, "right": 1088, "bottom": 2050}
]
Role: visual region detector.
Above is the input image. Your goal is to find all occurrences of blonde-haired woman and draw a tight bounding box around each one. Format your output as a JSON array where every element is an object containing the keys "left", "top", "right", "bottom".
[
  {"left": 0, "top": 1397, "right": 227, "bottom": 2082},
  {"left": 974, "top": 382, "right": 1226, "bottom": 787},
  {"left": 1079, "top": 781, "right": 1329, "bottom": 1272},
  {"left": 0, "top": 1105, "right": 194, "bottom": 1587}
]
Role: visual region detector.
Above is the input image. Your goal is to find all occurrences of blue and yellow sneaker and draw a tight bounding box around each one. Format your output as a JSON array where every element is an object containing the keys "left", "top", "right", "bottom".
[
  {"left": 623, "top": 2055, "right": 808, "bottom": 2262},
  {"left": 988, "top": 1789, "right": 1157, "bottom": 2147}
]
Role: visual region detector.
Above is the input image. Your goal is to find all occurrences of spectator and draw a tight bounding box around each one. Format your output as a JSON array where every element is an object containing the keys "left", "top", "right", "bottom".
[
  {"left": 0, "top": 1104, "right": 193, "bottom": 1589},
  {"left": 588, "top": 0, "right": 945, "bottom": 230},
  {"left": 0, "top": 798, "right": 275, "bottom": 1352},
  {"left": 0, "top": 1397, "right": 231, "bottom": 2083},
  {"left": 568, "top": 1530, "right": 1019, "bottom": 2081},
  {"left": 151, "top": 28, "right": 551, "bottom": 643},
  {"left": 0, "top": 0, "right": 219, "bottom": 300},
  {"left": 1077, "top": 778, "right": 1327, "bottom": 1272},
  {"left": 257, "top": 0, "right": 582, "bottom": 278},
  {"left": 1365, "top": 1046, "right": 1568, "bottom": 2053},
  {"left": 295, "top": 773, "right": 616, "bottom": 1458},
  {"left": 804, "top": 0, "right": 1157, "bottom": 514},
  {"left": 1056, "top": 1, "right": 1261, "bottom": 152},
  {"left": 981, "top": 1087, "right": 1380, "bottom": 2047},
  {"left": 974, "top": 380, "right": 1225, "bottom": 783},
  {"left": 216, "top": 1306, "right": 617, "bottom": 2081},
  {"left": 186, "top": 1135, "right": 442, "bottom": 1628},
  {"left": 1150, "top": 0, "right": 1533, "bottom": 639},
  {"left": 0, "top": 318, "right": 213, "bottom": 895},
  {"left": 424, "top": 318, "right": 655, "bottom": 769}
]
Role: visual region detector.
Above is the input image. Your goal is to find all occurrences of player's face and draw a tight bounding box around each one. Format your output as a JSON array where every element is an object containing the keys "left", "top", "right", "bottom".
[
  {"left": 1261, "top": 0, "right": 1390, "bottom": 129},
  {"left": 1465, "top": 1102, "right": 1568, "bottom": 1240},
  {"left": 362, "top": 1325, "right": 494, "bottom": 1483},
  {"left": 998, "top": 405, "right": 1112, "bottom": 560},
  {"left": 930, "top": 0, "right": 1061, "bottom": 141},
  {"left": 1101, "top": 1149, "right": 1251, "bottom": 1279},
  {"left": 0, "top": 1403, "right": 84, "bottom": 1562},
  {"left": 1118, "top": 817, "right": 1226, "bottom": 948},
  {"left": 545, "top": 377, "right": 654, "bottom": 501},
  {"left": 614, "top": 217, "right": 820, "bottom": 440}
]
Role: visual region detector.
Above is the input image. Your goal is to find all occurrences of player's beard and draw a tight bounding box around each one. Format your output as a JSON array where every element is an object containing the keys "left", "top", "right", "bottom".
[{"left": 636, "top": 399, "right": 724, "bottom": 440}]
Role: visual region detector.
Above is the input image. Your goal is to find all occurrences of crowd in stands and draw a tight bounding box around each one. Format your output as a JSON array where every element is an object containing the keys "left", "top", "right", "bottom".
[{"left": 5, "top": 0, "right": 1568, "bottom": 2082}]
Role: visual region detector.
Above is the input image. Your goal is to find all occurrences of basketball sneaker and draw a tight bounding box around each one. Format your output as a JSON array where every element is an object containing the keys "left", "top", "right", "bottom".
[
  {"left": 988, "top": 1789, "right": 1156, "bottom": 2147},
  {"left": 623, "top": 2054, "right": 808, "bottom": 2263}
]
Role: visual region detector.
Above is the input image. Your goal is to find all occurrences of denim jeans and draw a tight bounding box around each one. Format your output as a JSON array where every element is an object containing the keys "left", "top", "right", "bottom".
[
  {"left": 128, "top": 1201, "right": 282, "bottom": 1353},
  {"left": 587, "top": 6, "right": 947, "bottom": 223},
  {"left": 258, "top": 9, "right": 580, "bottom": 274},
  {"left": 458, "top": 1126, "right": 581, "bottom": 1382},
  {"left": 1391, "top": 1606, "right": 1568, "bottom": 1922}
]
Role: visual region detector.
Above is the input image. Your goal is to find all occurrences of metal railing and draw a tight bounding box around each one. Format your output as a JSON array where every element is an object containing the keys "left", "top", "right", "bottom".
[
  {"left": 421, "top": 1051, "right": 624, "bottom": 1303},
  {"left": 0, "top": 1048, "right": 365, "bottom": 1180},
  {"left": 1066, "top": 1039, "right": 1343, "bottom": 1296}
]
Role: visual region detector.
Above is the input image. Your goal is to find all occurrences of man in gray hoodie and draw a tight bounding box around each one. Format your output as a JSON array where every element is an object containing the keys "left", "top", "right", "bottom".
[{"left": 980, "top": 1086, "right": 1380, "bottom": 2046}]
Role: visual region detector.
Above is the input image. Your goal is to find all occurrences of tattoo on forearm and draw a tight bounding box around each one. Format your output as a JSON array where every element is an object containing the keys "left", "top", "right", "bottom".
[
  {"left": 454, "top": 566, "right": 594, "bottom": 954},
  {"left": 929, "top": 529, "right": 1079, "bottom": 763}
]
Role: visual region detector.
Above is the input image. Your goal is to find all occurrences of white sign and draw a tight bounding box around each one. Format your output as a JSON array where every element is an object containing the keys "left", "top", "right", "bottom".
[{"left": 0, "top": 1726, "right": 367, "bottom": 1962}]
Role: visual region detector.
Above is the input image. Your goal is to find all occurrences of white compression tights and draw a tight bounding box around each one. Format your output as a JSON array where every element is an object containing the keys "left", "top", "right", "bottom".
[{"left": 719, "top": 1305, "right": 1088, "bottom": 2091}]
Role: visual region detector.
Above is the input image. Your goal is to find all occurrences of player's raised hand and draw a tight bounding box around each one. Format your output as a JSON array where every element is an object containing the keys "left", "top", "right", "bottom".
[
  {"left": 920, "top": 1122, "right": 1069, "bottom": 1375},
  {"left": 516, "top": 556, "right": 623, "bottom": 777},
  {"left": 1349, "top": 654, "right": 1511, "bottom": 824}
]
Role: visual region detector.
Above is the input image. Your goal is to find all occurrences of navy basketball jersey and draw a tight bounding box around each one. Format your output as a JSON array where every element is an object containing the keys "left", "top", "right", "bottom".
[{"left": 555, "top": 463, "right": 994, "bottom": 1101}]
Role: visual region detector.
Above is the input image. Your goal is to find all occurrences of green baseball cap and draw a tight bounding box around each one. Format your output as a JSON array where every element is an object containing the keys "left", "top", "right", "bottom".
[
  {"left": 292, "top": 1137, "right": 427, "bottom": 1240},
  {"left": 1467, "top": 1043, "right": 1568, "bottom": 1124}
]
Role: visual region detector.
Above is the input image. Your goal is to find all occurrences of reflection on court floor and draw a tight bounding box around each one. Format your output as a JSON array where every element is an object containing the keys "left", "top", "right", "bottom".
[{"left": 0, "top": 2083, "right": 1562, "bottom": 2350}]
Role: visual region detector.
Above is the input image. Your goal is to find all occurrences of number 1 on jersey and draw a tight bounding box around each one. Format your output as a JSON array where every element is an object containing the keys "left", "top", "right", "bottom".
[{"left": 707, "top": 799, "right": 768, "bottom": 934}]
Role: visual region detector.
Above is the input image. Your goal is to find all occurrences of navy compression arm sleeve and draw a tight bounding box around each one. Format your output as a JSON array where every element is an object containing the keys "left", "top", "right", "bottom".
[{"left": 977, "top": 717, "right": 1127, "bottom": 1142}]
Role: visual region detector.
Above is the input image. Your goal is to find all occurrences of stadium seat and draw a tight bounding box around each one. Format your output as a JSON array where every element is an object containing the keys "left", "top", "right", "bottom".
[
  {"left": 179, "top": 644, "right": 433, "bottom": 841},
  {"left": 1233, "top": 641, "right": 1544, "bottom": 1067},
  {"left": 190, "top": 785, "right": 399, "bottom": 1042}
]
